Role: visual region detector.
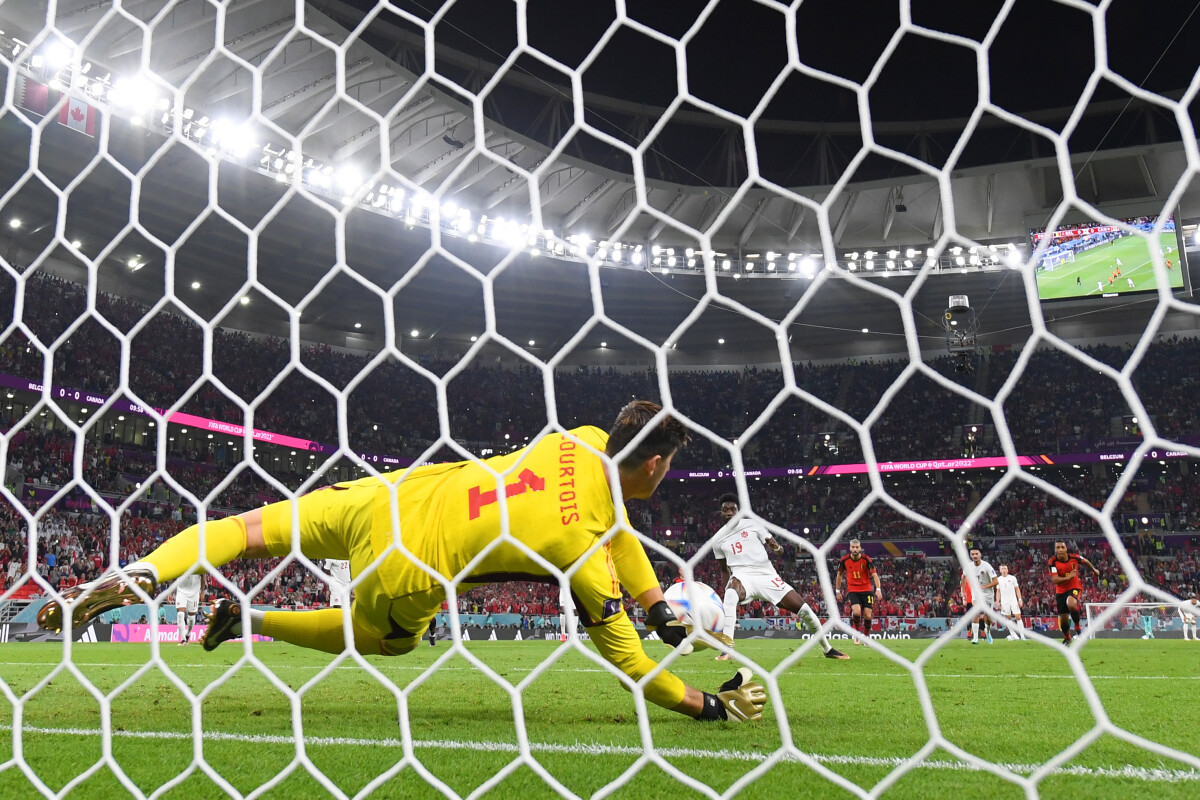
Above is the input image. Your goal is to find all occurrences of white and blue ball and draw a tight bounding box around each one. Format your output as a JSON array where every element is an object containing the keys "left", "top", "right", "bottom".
[{"left": 663, "top": 581, "right": 725, "bottom": 654}]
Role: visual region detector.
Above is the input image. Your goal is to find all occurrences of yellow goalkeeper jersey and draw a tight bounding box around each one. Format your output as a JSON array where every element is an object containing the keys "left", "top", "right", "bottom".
[{"left": 338, "top": 425, "right": 659, "bottom": 623}]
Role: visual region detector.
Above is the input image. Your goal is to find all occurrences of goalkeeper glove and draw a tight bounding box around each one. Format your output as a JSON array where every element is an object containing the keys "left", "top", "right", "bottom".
[
  {"left": 697, "top": 667, "right": 767, "bottom": 722},
  {"left": 645, "top": 600, "right": 688, "bottom": 649}
]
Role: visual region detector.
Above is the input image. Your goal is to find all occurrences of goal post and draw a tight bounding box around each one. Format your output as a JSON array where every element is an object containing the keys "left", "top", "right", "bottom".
[{"left": 1084, "top": 602, "right": 1190, "bottom": 639}]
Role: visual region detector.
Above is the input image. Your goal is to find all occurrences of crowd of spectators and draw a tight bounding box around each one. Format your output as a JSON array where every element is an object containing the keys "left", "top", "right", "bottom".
[
  {"left": 3, "top": 272, "right": 1200, "bottom": 624},
  {"left": 6, "top": 274, "right": 1200, "bottom": 470}
]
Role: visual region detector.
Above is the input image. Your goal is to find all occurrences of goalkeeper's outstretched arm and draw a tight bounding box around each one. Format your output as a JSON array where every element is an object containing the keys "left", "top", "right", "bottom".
[{"left": 574, "top": 548, "right": 764, "bottom": 721}]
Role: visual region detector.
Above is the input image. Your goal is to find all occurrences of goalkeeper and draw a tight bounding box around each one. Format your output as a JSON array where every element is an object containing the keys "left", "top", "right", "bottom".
[{"left": 39, "top": 401, "right": 765, "bottom": 723}]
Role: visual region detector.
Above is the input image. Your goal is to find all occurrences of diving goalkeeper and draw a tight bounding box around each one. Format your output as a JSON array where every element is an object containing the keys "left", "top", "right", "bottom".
[{"left": 39, "top": 401, "right": 765, "bottom": 723}]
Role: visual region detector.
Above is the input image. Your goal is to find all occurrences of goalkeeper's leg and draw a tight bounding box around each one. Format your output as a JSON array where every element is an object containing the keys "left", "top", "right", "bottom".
[{"left": 39, "top": 487, "right": 370, "bottom": 633}]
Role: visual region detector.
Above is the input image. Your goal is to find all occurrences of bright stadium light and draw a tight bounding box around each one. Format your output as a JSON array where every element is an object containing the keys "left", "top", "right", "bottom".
[{"left": 44, "top": 42, "right": 71, "bottom": 70}]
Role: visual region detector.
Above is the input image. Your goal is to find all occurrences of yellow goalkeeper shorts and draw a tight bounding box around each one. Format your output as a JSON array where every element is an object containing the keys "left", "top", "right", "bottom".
[{"left": 259, "top": 485, "right": 442, "bottom": 653}]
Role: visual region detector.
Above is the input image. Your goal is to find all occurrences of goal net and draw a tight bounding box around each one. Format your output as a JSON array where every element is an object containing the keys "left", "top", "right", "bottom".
[{"left": 1, "top": 0, "right": 1199, "bottom": 798}]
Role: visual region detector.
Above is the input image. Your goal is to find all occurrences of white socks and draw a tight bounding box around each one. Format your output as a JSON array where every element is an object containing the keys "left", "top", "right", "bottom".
[
  {"left": 797, "top": 603, "right": 832, "bottom": 653},
  {"left": 176, "top": 612, "right": 187, "bottom": 641},
  {"left": 970, "top": 622, "right": 979, "bottom": 640},
  {"left": 722, "top": 588, "right": 739, "bottom": 640}
]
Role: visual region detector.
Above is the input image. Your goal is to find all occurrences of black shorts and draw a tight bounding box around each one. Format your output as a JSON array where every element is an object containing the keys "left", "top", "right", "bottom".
[
  {"left": 1055, "top": 589, "right": 1081, "bottom": 614},
  {"left": 847, "top": 591, "right": 875, "bottom": 610}
]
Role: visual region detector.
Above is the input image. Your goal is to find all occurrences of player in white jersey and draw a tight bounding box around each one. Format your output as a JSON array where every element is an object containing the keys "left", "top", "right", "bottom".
[
  {"left": 173, "top": 573, "right": 203, "bottom": 645},
  {"left": 961, "top": 549, "right": 998, "bottom": 644},
  {"left": 1181, "top": 593, "right": 1198, "bottom": 641},
  {"left": 323, "top": 559, "right": 352, "bottom": 608},
  {"left": 995, "top": 564, "right": 1026, "bottom": 640},
  {"left": 713, "top": 494, "right": 848, "bottom": 661}
]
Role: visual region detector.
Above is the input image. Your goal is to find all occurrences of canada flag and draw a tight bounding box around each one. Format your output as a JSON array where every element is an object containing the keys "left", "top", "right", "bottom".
[{"left": 58, "top": 96, "right": 97, "bottom": 137}]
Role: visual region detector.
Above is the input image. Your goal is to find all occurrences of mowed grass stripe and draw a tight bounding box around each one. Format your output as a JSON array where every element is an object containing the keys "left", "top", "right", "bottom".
[{"left": 4, "top": 724, "right": 1198, "bottom": 784}]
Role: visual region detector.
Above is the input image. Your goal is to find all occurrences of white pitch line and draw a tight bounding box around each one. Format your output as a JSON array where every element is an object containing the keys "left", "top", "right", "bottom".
[
  {"left": 1, "top": 724, "right": 1196, "bottom": 783},
  {"left": 3, "top": 662, "right": 1194, "bottom": 682}
]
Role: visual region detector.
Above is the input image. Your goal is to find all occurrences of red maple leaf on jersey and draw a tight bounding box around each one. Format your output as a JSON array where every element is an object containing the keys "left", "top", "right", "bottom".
[{"left": 70, "top": 105, "right": 85, "bottom": 122}]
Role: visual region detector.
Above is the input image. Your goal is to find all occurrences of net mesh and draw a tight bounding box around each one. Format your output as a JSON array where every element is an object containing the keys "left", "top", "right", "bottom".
[{"left": 1, "top": 0, "right": 1199, "bottom": 797}]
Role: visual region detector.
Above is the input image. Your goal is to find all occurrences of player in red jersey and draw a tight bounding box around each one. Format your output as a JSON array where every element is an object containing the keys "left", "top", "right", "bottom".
[
  {"left": 835, "top": 539, "right": 882, "bottom": 644},
  {"left": 1048, "top": 541, "right": 1100, "bottom": 644}
]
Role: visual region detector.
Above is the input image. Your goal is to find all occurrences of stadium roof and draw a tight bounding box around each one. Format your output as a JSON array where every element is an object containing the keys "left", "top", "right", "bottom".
[{"left": 0, "top": 0, "right": 1198, "bottom": 363}]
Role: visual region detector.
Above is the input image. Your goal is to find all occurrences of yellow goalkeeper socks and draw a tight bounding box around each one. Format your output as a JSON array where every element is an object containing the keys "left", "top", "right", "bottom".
[
  {"left": 261, "top": 608, "right": 382, "bottom": 655},
  {"left": 131, "top": 516, "right": 248, "bottom": 583}
]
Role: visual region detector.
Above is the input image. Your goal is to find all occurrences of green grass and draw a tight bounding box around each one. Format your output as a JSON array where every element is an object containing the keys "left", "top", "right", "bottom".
[
  {"left": 1035, "top": 232, "right": 1183, "bottom": 300},
  {"left": 0, "top": 638, "right": 1197, "bottom": 798}
]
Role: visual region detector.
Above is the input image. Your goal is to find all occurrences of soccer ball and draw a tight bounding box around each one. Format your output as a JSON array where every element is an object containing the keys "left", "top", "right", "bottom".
[{"left": 663, "top": 581, "right": 726, "bottom": 655}]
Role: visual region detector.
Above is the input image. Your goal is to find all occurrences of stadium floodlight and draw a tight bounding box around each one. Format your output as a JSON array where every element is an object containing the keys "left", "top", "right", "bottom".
[
  {"left": 956, "top": 256, "right": 965, "bottom": 265},
  {"left": 906, "top": 247, "right": 916, "bottom": 258},
  {"left": 336, "top": 167, "right": 362, "bottom": 193},
  {"left": 722, "top": 259, "right": 731, "bottom": 270},
  {"left": 8, "top": 218, "right": 19, "bottom": 229},
  {"left": 861, "top": 328, "right": 869, "bottom": 333},
  {"left": 528, "top": 340, "right": 535, "bottom": 346},
  {"left": 71, "top": 239, "right": 81, "bottom": 248},
  {"left": 44, "top": 42, "right": 71, "bottom": 69},
  {"left": 904, "top": 259, "right": 914, "bottom": 268},
  {"left": 239, "top": 296, "right": 250, "bottom": 305},
  {"left": 410, "top": 329, "right": 419, "bottom": 337},
  {"left": 886, "top": 260, "right": 895, "bottom": 269},
  {"left": 887, "top": 250, "right": 899, "bottom": 259},
  {"left": 651, "top": 244, "right": 661, "bottom": 255},
  {"left": 718, "top": 338, "right": 725, "bottom": 344},
  {"left": 109, "top": 75, "right": 157, "bottom": 114},
  {"left": 865, "top": 260, "right": 874, "bottom": 270},
  {"left": 631, "top": 251, "right": 643, "bottom": 265},
  {"left": 190, "top": 281, "right": 201, "bottom": 289},
  {"left": 799, "top": 256, "right": 815, "bottom": 272}
]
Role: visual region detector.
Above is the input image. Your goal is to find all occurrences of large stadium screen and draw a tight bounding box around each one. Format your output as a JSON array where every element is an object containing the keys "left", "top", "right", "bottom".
[{"left": 1031, "top": 213, "right": 1189, "bottom": 301}]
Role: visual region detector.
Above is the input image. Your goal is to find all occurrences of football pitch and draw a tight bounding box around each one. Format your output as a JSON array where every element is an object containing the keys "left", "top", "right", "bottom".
[
  {"left": 0, "top": 639, "right": 1196, "bottom": 799},
  {"left": 1035, "top": 233, "right": 1184, "bottom": 300}
]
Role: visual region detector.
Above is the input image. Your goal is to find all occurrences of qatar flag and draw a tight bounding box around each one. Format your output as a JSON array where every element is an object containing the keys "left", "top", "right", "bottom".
[{"left": 58, "top": 96, "right": 97, "bottom": 137}]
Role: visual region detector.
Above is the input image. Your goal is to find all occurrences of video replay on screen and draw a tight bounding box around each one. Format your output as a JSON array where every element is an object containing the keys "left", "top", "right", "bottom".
[{"left": 1031, "top": 213, "right": 1189, "bottom": 301}]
